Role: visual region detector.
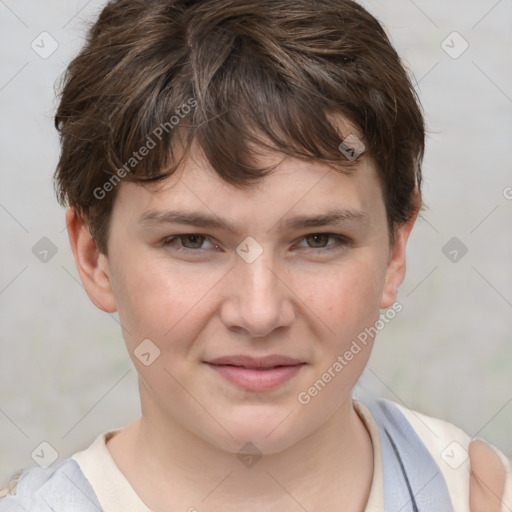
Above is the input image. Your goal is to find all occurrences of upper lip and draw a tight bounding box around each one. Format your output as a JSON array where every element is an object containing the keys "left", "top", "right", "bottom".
[{"left": 206, "top": 355, "right": 305, "bottom": 369}]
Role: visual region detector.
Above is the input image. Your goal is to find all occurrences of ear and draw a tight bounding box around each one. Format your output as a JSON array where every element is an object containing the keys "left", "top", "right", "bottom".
[
  {"left": 380, "top": 193, "right": 420, "bottom": 309},
  {"left": 66, "top": 207, "right": 117, "bottom": 313}
]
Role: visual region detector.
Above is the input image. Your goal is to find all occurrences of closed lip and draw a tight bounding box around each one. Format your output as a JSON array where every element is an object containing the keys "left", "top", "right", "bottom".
[{"left": 205, "top": 355, "right": 305, "bottom": 369}]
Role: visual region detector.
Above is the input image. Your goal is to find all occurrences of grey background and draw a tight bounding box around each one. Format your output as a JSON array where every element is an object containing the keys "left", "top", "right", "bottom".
[{"left": 0, "top": 0, "right": 511, "bottom": 483}]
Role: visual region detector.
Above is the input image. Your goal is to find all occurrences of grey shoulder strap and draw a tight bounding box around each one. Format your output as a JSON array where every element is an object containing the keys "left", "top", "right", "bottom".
[
  {"left": 359, "top": 396, "right": 455, "bottom": 512},
  {"left": 0, "top": 458, "right": 103, "bottom": 512}
]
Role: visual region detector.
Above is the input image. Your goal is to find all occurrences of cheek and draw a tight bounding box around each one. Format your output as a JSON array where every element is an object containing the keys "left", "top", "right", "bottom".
[
  {"left": 297, "top": 257, "right": 386, "bottom": 338},
  {"left": 110, "top": 245, "right": 387, "bottom": 357},
  {"left": 110, "top": 255, "right": 225, "bottom": 349}
]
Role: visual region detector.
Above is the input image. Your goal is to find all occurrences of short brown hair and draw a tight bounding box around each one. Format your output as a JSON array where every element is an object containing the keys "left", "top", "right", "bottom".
[{"left": 54, "top": 0, "right": 425, "bottom": 254}]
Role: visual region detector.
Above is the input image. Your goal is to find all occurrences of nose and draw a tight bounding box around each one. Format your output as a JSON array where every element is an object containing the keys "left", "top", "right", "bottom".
[{"left": 219, "top": 249, "right": 295, "bottom": 338}]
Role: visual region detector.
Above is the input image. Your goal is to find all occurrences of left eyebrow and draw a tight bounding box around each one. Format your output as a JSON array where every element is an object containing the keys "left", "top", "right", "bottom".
[
  {"left": 138, "top": 207, "right": 369, "bottom": 235},
  {"left": 279, "top": 208, "right": 369, "bottom": 231}
]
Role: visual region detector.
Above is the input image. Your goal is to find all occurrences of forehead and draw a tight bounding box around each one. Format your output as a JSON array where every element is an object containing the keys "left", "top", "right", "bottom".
[{"left": 112, "top": 142, "right": 386, "bottom": 232}]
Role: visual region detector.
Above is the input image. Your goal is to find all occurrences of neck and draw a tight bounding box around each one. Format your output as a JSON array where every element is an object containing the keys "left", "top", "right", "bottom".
[{"left": 107, "top": 394, "right": 374, "bottom": 512}]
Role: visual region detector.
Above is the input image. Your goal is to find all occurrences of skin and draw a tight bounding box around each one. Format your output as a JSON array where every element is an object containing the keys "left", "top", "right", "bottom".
[
  {"left": 67, "top": 140, "right": 419, "bottom": 511},
  {"left": 469, "top": 440, "right": 507, "bottom": 512}
]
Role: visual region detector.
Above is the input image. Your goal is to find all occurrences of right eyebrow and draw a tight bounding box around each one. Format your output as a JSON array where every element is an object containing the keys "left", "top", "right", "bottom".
[{"left": 138, "top": 209, "right": 236, "bottom": 233}]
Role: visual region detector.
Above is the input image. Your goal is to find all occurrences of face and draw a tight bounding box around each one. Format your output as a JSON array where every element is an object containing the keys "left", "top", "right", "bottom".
[{"left": 72, "top": 141, "right": 413, "bottom": 455}]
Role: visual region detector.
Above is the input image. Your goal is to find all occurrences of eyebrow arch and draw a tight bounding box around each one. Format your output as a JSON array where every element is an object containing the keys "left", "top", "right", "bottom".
[
  {"left": 138, "top": 208, "right": 369, "bottom": 234},
  {"left": 280, "top": 208, "right": 369, "bottom": 230}
]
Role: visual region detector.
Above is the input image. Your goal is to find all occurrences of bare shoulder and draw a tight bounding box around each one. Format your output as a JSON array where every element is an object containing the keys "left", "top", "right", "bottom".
[{"left": 469, "top": 439, "right": 508, "bottom": 512}]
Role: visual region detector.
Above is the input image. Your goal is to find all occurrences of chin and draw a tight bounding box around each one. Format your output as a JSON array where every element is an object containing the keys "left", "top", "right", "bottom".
[
  {"left": 216, "top": 430, "right": 300, "bottom": 457},
  {"left": 207, "top": 408, "right": 305, "bottom": 455}
]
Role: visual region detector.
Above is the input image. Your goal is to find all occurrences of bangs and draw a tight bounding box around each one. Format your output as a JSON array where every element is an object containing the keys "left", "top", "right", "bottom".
[{"left": 103, "top": 32, "right": 363, "bottom": 190}]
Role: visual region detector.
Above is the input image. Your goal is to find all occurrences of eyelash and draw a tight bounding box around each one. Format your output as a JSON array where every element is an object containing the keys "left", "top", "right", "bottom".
[{"left": 161, "top": 233, "right": 351, "bottom": 254}]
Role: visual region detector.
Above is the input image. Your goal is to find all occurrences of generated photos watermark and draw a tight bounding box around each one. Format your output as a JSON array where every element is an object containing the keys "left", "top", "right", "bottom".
[
  {"left": 297, "top": 302, "right": 402, "bottom": 405},
  {"left": 93, "top": 98, "right": 198, "bottom": 200}
]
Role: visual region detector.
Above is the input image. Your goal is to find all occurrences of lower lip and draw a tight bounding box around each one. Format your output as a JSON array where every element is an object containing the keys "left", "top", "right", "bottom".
[{"left": 206, "top": 363, "right": 305, "bottom": 391}]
